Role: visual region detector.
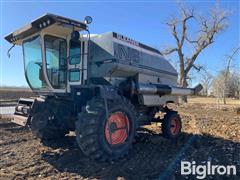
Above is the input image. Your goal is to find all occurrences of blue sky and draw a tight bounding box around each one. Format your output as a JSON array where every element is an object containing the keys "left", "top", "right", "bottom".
[{"left": 0, "top": 0, "right": 239, "bottom": 87}]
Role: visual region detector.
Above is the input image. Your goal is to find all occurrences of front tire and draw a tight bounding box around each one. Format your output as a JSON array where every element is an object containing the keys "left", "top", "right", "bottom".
[
  {"left": 75, "top": 97, "right": 136, "bottom": 161},
  {"left": 31, "top": 112, "right": 68, "bottom": 140}
]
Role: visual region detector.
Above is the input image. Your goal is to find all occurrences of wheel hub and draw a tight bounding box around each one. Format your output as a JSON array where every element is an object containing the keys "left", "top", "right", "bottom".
[
  {"left": 109, "top": 122, "right": 118, "bottom": 133},
  {"left": 170, "top": 118, "right": 180, "bottom": 135},
  {"left": 105, "top": 112, "right": 130, "bottom": 145}
]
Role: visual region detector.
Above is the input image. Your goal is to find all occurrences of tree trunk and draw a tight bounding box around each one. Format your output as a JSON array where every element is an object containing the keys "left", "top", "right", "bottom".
[
  {"left": 179, "top": 74, "right": 188, "bottom": 103},
  {"left": 223, "top": 88, "right": 226, "bottom": 105},
  {"left": 223, "top": 96, "right": 226, "bottom": 104}
]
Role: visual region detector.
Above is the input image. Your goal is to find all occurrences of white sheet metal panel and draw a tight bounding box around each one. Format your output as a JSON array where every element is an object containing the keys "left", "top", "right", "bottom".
[
  {"left": 89, "top": 32, "right": 178, "bottom": 80},
  {"left": 141, "top": 95, "right": 177, "bottom": 106}
]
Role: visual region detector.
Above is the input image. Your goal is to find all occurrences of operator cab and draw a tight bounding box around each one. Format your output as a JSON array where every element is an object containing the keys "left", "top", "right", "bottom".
[{"left": 5, "top": 13, "right": 91, "bottom": 94}]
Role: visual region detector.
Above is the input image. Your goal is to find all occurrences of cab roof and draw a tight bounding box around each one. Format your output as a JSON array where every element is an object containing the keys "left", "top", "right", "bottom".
[{"left": 5, "top": 13, "right": 87, "bottom": 44}]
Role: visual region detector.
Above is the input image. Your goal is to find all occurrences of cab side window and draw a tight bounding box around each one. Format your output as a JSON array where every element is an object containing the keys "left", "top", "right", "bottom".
[{"left": 69, "top": 40, "right": 81, "bottom": 65}]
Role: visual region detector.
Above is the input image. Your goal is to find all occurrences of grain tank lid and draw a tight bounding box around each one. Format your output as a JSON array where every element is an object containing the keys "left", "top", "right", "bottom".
[
  {"left": 5, "top": 13, "right": 87, "bottom": 45},
  {"left": 112, "top": 32, "right": 163, "bottom": 56}
]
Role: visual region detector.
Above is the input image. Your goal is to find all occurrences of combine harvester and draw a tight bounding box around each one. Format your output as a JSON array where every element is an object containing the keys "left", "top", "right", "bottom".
[{"left": 5, "top": 14, "right": 202, "bottom": 161}]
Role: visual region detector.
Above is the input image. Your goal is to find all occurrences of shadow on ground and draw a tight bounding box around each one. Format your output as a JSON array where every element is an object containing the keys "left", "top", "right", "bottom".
[{"left": 41, "top": 129, "right": 240, "bottom": 180}]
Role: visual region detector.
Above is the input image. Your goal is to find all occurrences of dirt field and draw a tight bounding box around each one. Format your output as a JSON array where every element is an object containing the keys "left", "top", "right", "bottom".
[
  {"left": 0, "top": 88, "right": 36, "bottom": 106},
  {"left": 0, "top": 88, "right": 34, "bottom": 100},
  {"left": 0, "top": 98, "right": 239, "bottom": 179}
]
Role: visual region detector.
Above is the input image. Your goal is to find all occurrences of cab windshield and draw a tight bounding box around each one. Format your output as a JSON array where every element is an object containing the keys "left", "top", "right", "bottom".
[{"left": 23, "top": 35, "right": 47, "bottom": 90}]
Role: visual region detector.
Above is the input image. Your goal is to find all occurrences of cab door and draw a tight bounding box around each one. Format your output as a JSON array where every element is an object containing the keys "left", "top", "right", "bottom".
[{"left": 67, "top": 40, "right": 82, "bottom": 90}]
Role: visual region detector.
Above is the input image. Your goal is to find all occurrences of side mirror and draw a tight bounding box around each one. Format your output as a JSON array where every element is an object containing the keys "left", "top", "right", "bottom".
[
  {"left": 7, "top": 44, "right": 15, "bottom": 59},
  {"left": 84, "top": 16, "right": 92, "bottom": 24},
  {"left": 71, "top": 31, "right": 80, "bottom": 41}
]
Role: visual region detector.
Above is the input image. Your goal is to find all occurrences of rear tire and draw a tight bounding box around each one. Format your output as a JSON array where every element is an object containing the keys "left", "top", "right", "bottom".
[
  {"left": 75, "top": 97, "right": 136, "bottom": 161},
  {"left": 162, "top": 111, "right": 182, "bottom": 140}
]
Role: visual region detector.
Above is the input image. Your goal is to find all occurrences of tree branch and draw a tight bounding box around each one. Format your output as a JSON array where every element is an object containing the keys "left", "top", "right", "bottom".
[
  {"left": 184, "top": 6, "right": 228, "bottom": 75},
  {"left": 180, "top": 7, "right": 194, "bottom": 46},
  {"left": 162, "top": 4, "right": 229, "bottom": 89},
  {"left": 167, "top": 21, "right": 180, "bottom": 46},
  {"left": 161, "top": 47, "right": 178, "bottom": 55}
]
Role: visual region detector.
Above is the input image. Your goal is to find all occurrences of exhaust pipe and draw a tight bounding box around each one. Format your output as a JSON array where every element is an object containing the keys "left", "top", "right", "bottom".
[{"left": 137, "top": 83, "right": 203, "bottom": 96}]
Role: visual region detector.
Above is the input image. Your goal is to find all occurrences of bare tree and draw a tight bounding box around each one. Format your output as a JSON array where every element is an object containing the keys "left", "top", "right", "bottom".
[
  {"left": 161, "top": 4, "right": 229, "bottom": 102},
  {"left": 222, "top": 47, "right": 240, "bottom": 104},
  {"left": 200, "top": 70, "right": 213, "bottom": 96},
  {"left": 212, "top": 47, "right": 240, "bottom": 104},
  {"left": 212, "top": 70, "right": 228, "bottom": 106},
  {"left": 212, "top": 70, "right": 240, "bottom": 105},
  {"left": 228, "top": 71, "right": 240, "bottom": 99}
]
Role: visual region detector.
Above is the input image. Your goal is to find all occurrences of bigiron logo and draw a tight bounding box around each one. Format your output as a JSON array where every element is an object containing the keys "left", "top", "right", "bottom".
[{"left": 181, "top": 161, "right": 237, "bottom": 179}]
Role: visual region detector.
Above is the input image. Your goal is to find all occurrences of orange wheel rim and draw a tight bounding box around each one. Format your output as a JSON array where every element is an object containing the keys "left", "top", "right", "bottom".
[
  {"left": 105, "top": 112, "right": 130, "bottom": 145},
  {"left": 170, "top": 118, "right": 180, "bottom": 135}
]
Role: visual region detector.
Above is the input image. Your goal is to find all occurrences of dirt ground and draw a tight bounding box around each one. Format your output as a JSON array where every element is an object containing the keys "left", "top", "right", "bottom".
[
  {"left": 0, "top": 88, "right": 34, "bottom": 100},
  {"left": 0, "top": 88, "right": 36, "bottom": 106},
  {"left": 0, "top": 97, "right": 240, "bottom": 179}
]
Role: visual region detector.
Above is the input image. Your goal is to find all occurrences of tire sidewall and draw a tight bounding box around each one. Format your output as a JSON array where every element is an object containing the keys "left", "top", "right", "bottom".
[
  {"left": 163, "top": 112, "right": 182, "bottom": 139},
  {"left": 98, "top": 101, "right": 136, "bottom": 157}
]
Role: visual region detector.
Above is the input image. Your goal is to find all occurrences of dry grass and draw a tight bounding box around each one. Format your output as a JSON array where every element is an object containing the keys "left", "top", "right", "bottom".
[{"left": 188, "top": 96, "right": 240, "bottom": 105}]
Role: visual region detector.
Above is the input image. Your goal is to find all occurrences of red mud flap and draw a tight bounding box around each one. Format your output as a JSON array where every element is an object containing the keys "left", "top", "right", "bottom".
[{"left": 12, "top": 98, "right": 35, "bottom": 126}]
